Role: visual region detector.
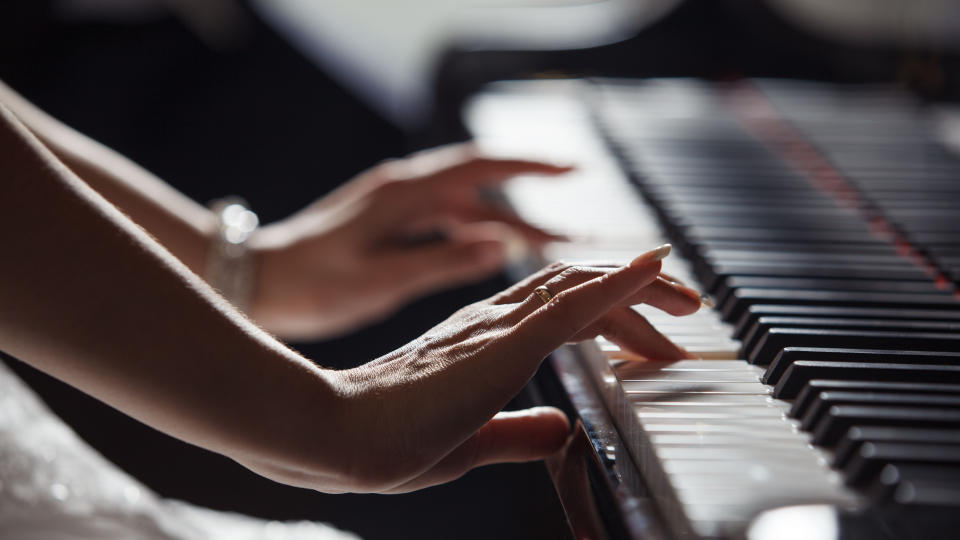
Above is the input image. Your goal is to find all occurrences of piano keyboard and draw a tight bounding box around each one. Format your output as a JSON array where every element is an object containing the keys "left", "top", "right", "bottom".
[{"left": 465, "top": 78, "right": 960, "bottom": 539}]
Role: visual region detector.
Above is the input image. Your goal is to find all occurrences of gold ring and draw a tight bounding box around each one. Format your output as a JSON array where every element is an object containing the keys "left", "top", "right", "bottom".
[{"left": 533, "top": 285, "right": 554, "bottom": 304}]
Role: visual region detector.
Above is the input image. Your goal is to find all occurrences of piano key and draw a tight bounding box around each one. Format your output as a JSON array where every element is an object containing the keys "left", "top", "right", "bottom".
[
  {"left": 698, "top": 240, "right": 902, "bottom": 257},
  {"left": 721, "top": 289, "right": 959, "bottom": 324},
  {"left": 876, "top": 463, "right": 960, "bottom": 507},
  {"left": 715, "top": 276, "right": 948, "bottom": 308},
  {"left": 843, "top": 442, "right": 960, "bottom": 487},
  {"left": 791, "top": 380, "right": 960, "bottom": 420},
  {"left": 764, "top": 347, "right": 960, "bottom": 386},
  {"left": 833, "top": 426, "right": 960, "bottom": 470},
  {"left": 735, "top": 305, "right": 960, "bottom": 341},
  {"left": 773, "top": 361, "right": 960, "bottom": 399},
  {"left": 811, "top": 406, "right": 960, "bottom": 447},
  {"left": 748, "top": 328, "right": 960, "bottom": 366},
  {"left": 742, "top": 317, "right": 960, "bottom": 361},
  {"left": 799, "top": 392, "right": 960, "bottom": 432},
  {"left": 685, "top": 228, "right": 887, "bottom": 250}
]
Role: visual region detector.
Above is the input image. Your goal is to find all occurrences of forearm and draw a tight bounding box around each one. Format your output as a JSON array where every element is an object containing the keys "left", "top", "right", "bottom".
[
  {"left": 0, "top": 80, "right": 215, "bottom": 274},
  {"left": 0, "top": 103, "right": 348, "bottom": 488}
]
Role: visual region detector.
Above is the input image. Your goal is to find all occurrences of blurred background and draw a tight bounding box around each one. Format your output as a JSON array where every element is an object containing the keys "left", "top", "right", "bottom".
[{"left": 2, "top": 0, "right": 959, "bottom": 538}]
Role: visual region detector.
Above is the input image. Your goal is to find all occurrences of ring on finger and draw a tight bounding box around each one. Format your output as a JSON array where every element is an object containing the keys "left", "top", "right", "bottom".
[{"left": 533, "top": 285, "right": 554, "bottom": 305}]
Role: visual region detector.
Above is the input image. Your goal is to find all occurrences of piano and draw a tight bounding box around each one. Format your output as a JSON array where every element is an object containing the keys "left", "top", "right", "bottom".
[{"left": 465, "top": 77, "right": 960, "bottom": 539}]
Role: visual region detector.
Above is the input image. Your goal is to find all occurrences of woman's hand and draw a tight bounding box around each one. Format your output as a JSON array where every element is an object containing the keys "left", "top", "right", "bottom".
[
  {"left": 320, "top": 245, "right": 702, "bottom": 493},
  {"left": 249, "top": 144, "right": 572, "bottom": 339}
]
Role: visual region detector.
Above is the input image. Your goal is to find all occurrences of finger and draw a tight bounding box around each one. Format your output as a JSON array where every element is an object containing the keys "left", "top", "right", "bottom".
[
  {"left": 490, "top": 260, "right": 631, "bottom": 305},
  {"left": 582, "top": 307, "right": 693, "bottom": 361},
  {"left": 489, "top": 261, "right": 570, "bottom": 305},
  {"left": 379, "top": 407, "right": 569, "bottom": 494},
  {"left": 627, "top": 277, "right": 702, "bottom": 316},
  {"left": 420, "top": 153, "right": 574, "bottom": 189},
  {"left": 514, "top": 246, "right": 671, "bottom": 356},
  {"left": 503, "top": 263, "right": 701, "bottom": 319},
  {"left": 511, "top": 256, "right": 678, "bottom": 319},
  {"left": 491, "top": 263, "right": 618, "bottom": 306}
]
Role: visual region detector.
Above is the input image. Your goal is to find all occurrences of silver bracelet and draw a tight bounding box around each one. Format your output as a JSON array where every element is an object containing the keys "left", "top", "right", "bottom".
[{"left": 206, "top": 197, "right": 259, "bottom": 311}]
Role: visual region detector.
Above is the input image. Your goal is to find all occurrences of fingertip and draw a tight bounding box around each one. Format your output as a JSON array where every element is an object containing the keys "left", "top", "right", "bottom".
[
  {"left": 531, "top": 407, "right": 572, "bottom": 451},
  {"left": 630, "top": 243, "right": 671, "bottom": 267},
  {"left": 543, "top": 163, "right": 576, "bottom": 173},
  {"left": 657, "top": 276, "right": 711, "bottom": 315},
  {"left": 490, "top": 407, "right": 571, "bottom": 457}
]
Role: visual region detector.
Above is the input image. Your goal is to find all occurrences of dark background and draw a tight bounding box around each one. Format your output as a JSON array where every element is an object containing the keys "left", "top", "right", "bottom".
[{"left": 2, "top": 0, "right": 958, "bottom": 538}]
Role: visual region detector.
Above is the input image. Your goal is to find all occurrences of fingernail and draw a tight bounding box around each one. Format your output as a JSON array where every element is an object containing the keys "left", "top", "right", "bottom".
[
  {"left": 629, "top": 244, "right": 671, "bottom": 267},
  {"left": 700, "top": 294, "right": 716, "bottom": 309}
]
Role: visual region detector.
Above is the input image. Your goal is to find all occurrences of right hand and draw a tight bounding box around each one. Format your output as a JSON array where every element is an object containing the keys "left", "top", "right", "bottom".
[{"left": 313, "top": 246, "right": 701, "bottom": 494}]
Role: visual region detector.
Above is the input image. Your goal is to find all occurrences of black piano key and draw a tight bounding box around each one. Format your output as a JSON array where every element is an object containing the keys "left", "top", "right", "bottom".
[
  {"left": 708, "top": 267, "right": 934, "bottom": 296},
  {"left": 722, "top": 289, "right": 960, "bottom": 326},
  {"left": 773, "top": 361, "right": 960, "bottom": 400},
  {"left": 791, "top": 380, "right": 960, "bottom": 420},
  {"left": 910, "top": 231, "right": 960, "bottom": 246},
  {"left": 844, "top": 442, "right": 960, "bottom": 487},
  {"left": 799, "top": 392, "right": 960, "bottom": 432},
  {"left": 748, "top": 328, "right": 960, "bottom": 366},
  {"left": 764, "top": 347, "right": 960, "bottom": 386},
  {"left": 686, "top": 227, "right": 884, "bottom": 247},
  {"left": 662, "top": 202, "right": 841, "bottom": 218},
  {"left": 812, "top": 405, "right": 960, "bottom": 447},
  {"left": 876, "top": 463, "right": 960, "bottom": 507},
  {"left": 671, "top": 214, "right": 871, "bottom": 232},
  {"left": 695, "top": 248, "right": 910, "bottom": 284},
  {"left": 735, "top": 305, "right": 960, "bottom": 341},
  {"left": 743, "top": 318, "right": 960, "bottom": 362},
  {"left": 699, "top": 240, "right": 902, "bottom": 257},
  {"left": 715, "top": 276, "right": 947, "bottom": 308},
  {"left": 834, "top": 426, "right": 960, "bottom": 470}
]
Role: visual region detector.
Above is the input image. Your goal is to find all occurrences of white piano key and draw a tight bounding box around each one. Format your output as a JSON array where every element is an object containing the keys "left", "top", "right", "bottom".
[{"left": 623, "top": 383, "right": 773, "bottom": 395}]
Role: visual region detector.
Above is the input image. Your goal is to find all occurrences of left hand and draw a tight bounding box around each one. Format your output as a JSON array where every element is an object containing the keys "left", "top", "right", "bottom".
[{"left": 248, "top": 144, "right": 572, "bottom": 339}]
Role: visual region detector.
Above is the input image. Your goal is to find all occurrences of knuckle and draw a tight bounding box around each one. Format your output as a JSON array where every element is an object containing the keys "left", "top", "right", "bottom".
[
  {"left": 545, "top": 261, "right": 569, "bottom": 273},
  {"left": 373, "top": 159, "right": 410, "bottom": 183},
  {"left": 540, "top": 293, "right": 581, "bottom": 337},
  {"left": 555, "top": 264, "right": 597, "bottom": 283},
  {"left": 457, "top": 144, "right": 484, "bottom": 162},
  {"left": 370, "top": 178, "right": 407, "bottom": 199}
]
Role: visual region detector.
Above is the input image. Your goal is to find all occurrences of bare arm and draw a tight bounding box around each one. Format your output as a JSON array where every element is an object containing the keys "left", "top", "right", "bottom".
[
  {"left": 0, "top": 102, "right": 350, "bottom": 488},
  {"left": 0, "top": 80, "right": 215, "bottom": 274}
]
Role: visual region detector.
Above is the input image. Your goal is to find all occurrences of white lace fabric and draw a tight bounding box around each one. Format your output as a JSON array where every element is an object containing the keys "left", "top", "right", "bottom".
[{"left": 0, "top": 362, "right": 358, "bottom": 540}]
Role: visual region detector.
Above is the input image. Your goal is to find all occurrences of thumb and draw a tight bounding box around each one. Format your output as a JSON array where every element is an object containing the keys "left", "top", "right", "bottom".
[
  {"left": 470, "top": 406, "right": 571, "bottom": 466},
  {"left": 379, "top": 407, "right": 570, "bottom": 493}
]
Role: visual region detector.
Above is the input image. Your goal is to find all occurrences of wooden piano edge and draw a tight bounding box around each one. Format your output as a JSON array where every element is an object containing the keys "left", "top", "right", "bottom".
[{"left": 536, "top": 344, "right": 675, "bottom": 540}]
